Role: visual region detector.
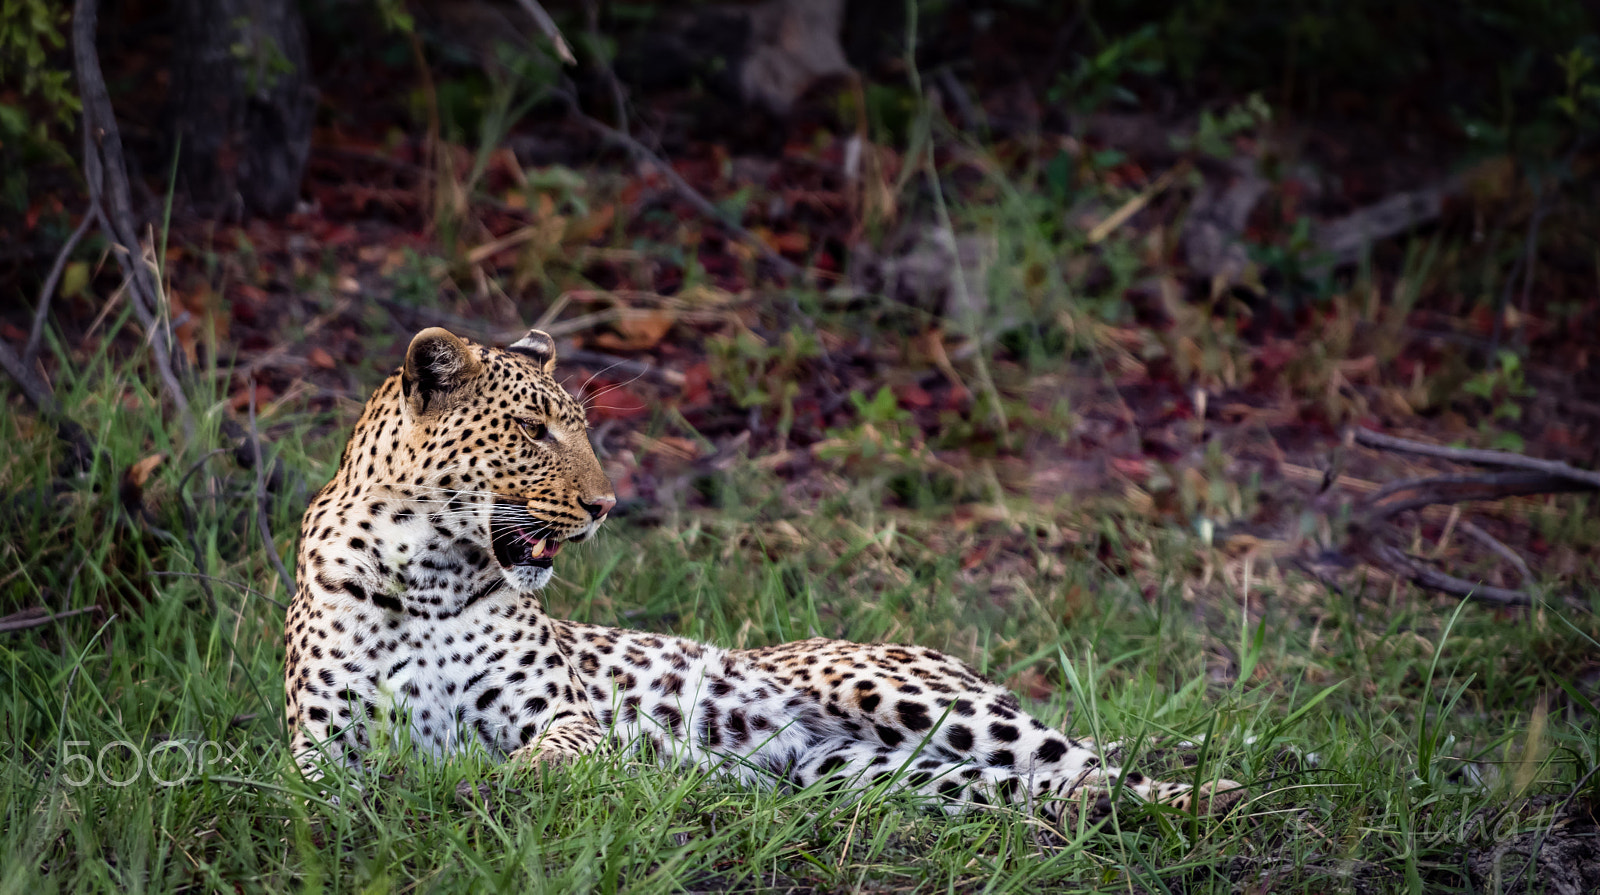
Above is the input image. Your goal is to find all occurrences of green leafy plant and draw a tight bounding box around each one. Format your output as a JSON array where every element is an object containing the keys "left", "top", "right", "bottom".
[
  {"left": 707, "top": 327, "right": 820, "bottom": 443},
  {"left": 1461, "top": 349, "right": 1534, "bottom": 449},
  {"left": 815, "top": 386, "right": 958, "bottom": 506},
  {"left": 1172, "top": 93, "right": 1272, "bottom": 159},
  {"left": 0, "top": 0, "right": 78, "bottom": 210},
  {"left": 1047, "top": 24, "right": 1165, "bottom": 116}
]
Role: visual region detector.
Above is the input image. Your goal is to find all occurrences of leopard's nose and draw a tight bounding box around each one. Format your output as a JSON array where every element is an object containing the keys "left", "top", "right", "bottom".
[{"left": 580, "top": 495, "right": 616, "bottom": 519}]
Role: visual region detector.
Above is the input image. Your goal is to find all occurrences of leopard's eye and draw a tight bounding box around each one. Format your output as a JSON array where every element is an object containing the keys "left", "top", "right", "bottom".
[{"left": 514, "top": 418, "right": 549, "bottom": 441}]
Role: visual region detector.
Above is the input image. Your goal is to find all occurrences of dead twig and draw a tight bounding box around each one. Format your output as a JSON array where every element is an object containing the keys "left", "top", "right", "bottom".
[
  {"left": 1458, "top": 520, "right": 1534, "bottom": 587},
  {"left": 0, "top": 606, "right": 100, "bottom": 634},
  {"left": 0, "top": 339, "right": 59, "bottom": 414},
  {"left": 1487, "top": 182, "right": 1546, "bottom": 361},
  {"left": 1, "top": 205, "right": 94, "bottom": 467},
  {"left": 25, "top": 210, "right": 94, "bottom": 366},
  {"left": 73, "top": 0, "right": 194, "bottom": 439},
  {"left": 0, "top": 338, "right": 96, "bottom": 473},
  {"left": 511, "top": 0, "right": 576, "bottom": 65},
  {"left": 933, "top": 68, "right": 983, "bottom": 134},
  {"left": 1087, "top": 164, "right": 1187, "bottom": 245},
  {"left": 581, "top": 0, "right": 629, "bottom": 136}
]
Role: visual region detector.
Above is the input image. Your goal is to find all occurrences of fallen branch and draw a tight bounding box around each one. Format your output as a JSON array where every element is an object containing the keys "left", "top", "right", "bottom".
[
  {"left": 1352, "top": 428, "right": 1600, "bottom": 490},
  {"left": 0, "top": 605, "right": 100, "bottom": 634},
  {"left": 558, "top": 93, "right": 804, "bottom": 281},
  {"left": 1368, "top": 543, "right": 1533, "bottom": 607},
  {"left": 1182, "top": 160, "right": 1269, "bottom": 282},
  {"left": 1311, "top": 180, "right": 1455, "bottom": 274},
  {"left": 1347, "top": 428, "right": 1599, "bottom": 608},
  {"left": 1357, "top": 471, "right": 1593, "bottom": 522}
]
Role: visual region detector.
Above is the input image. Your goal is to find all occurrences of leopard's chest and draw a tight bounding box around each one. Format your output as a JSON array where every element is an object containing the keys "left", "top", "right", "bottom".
[{"left": 367, "top": 601, "right": 556, "bottom": 756}]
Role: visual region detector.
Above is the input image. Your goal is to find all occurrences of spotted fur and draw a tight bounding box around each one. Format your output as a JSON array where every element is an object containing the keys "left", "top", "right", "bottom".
[{"left": 285, "top": 327, "right": 1242, "bottom": 822}]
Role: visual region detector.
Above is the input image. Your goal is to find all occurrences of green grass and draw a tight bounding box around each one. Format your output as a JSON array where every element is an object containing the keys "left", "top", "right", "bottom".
[
  {"left": 3, "top": 62, "right": 1597, "bottom": 888},
  {"left": 2, "top": 335, "right": 1597, "bottom": 893}
]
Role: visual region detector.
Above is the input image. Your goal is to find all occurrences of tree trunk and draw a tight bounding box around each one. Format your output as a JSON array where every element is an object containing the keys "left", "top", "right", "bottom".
[{"left": 168, "top": 0, "right": 315, "bottom": 218}]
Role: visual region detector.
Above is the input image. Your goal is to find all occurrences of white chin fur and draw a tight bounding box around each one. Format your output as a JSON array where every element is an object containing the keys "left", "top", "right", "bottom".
[{"left": 503, "top": 564, "right": 554, "bottom": 591}]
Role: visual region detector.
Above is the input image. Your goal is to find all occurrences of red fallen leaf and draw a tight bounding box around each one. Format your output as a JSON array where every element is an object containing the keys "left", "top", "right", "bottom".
[
  {"left": 229, "top": 382, "right": 275, "bottom": 413},
  {"left": 764, "top": 230, "right": 809, "bottom": 255},
  {"left": 592, "top": 308, "right": 677, "bottom": 352},
  {"left": 1, "top": 323, "right": 26, "bottom": 342},
  {"left": 1108, "top": 456, "right": 1149, "bottom": 478},
  {"left": 1256, "top": 338, "right": 1298, "bottom": 372},
  {"left": 1541, "top": 424, "right": 1576, "bottom": 449},
  {"left": 894, "top": 382, "right": 932, "bottom": 409},
  {"left": 1008, "top": 668, "right": 1055, "bottom": 701},
  {"left": 230, "top": 283, "right": 268, "bottom": 325},
  {"left": 681, "top": 361, "right": 713, "bottom": 407},
  {"left": 1466, "top": 304, "right": 1495, "bottom": 335},
  {"left": 960, "top": 540, "right": 997, "bottom": 571},
  {"left": 309, "top": 347, "right": 337, "bottom": 370},
  {"left": 586, "top": 383, "right": 649, "bottom": 422},
  {"left": 617, "top": 179, "right": 643, "bottom": 210}
]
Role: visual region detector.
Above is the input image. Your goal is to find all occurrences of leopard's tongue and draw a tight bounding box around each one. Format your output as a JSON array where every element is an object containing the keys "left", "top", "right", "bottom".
[{"left": 518, "top": 528, "right": 562, "bottom": 560}]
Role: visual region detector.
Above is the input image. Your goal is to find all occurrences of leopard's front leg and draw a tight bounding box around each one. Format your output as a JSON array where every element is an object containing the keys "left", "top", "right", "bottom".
[
  {"left": 501, "top": 621, "right": 607, "bottom": 767},
  {"left": 506, "top": 715, "right": 606, "bottom": 766}
]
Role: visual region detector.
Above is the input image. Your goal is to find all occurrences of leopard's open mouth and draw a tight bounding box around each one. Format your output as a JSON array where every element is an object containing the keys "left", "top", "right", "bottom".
[{"left": 490, "top": 499, "right": 565, "bottom": 569}]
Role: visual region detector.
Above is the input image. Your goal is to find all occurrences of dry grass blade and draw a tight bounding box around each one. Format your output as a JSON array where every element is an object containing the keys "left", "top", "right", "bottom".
[
  {"left": 1087, "top": 164, "right": 1186, "bottom": 245},
  {"left": 248, "top": 383, "right": 296, "bottom": 597}
]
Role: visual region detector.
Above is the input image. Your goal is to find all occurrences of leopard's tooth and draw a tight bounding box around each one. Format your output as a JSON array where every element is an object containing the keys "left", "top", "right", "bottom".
[{"left": 531, "top": 538, "right": 546, "bottom": 556}]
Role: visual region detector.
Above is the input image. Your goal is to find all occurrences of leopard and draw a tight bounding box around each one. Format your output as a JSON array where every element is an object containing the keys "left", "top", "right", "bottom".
[{"left": 284, "top": 326, "right": 1243, "bottom": 824}]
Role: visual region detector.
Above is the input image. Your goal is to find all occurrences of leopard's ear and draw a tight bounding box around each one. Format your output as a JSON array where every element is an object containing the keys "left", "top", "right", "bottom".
[
  {"left": 507, "top": 329, "right": 557, "bottom": 375},
  {"left": 403, "top": 327, "right": 482, "bottom": 413}
]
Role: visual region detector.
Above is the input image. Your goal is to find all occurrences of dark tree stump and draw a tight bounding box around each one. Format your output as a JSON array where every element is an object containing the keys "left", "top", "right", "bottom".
[{"left": 168, "top": 0, "right": 315, "bottom": 218}]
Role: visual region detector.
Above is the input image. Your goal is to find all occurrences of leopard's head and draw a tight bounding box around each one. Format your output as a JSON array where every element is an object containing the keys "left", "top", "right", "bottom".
[{"left": 396, "top": 327, "right": 615, "bottom": 591}]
